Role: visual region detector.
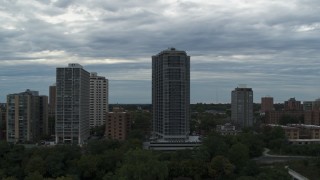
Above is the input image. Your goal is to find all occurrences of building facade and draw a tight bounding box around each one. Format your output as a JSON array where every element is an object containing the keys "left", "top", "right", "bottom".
[
  {"left": 105, "top": 107, "right": 131, "bottom": 140},
  {"left": 284, "top": 98, "right": 302, "bottom": 111},
  {"left": 48, "top": 84, "right": 56, "bottom": 136},
  {"left": 0, "top": 104, "right": 6, "bottom": 140},
  {"left": 304, "top": 110, "right": 320, "bottom": 125},
  {"left": 265, "top": 111, "right": 304, "bottom": 124},
  {"left": 231, "top": 85, "right": 253, "bottom": 128},
  {"left": 152, "top": 48, "right": 190, "bottom": 141},
  {"left": 267, "top": 124, "right": 320, "bottom": 144},
  {"left": 90, "top": 72, "right": 108, "bottom": 127},
  {"left": 303, "top": 101, "right": 313, "bottom": 111},
  {"left": 55, "top": 63, "right": 90, "bottom": 144},
  {"left": 6, "top": 89, "right": 48, "bottom": 143}
]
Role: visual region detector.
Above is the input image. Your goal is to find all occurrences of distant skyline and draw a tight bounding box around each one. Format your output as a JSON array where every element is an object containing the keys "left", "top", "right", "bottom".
[{"left": 1, "top": 0, "right": 320, "bottom": 103}]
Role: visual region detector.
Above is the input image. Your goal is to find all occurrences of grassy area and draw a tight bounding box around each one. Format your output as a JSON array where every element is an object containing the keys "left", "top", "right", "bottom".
[{"left": 289, "top": 160, "right": 320, "bottom": 180}]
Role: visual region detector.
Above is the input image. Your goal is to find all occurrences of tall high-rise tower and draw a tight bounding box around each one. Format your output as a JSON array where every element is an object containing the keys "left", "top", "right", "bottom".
[
  {"left": 231, "top": 85, "right": 253, "bottom": 128},
  {"left": 152, "top": 48, "right": 190, "bottom": 141},
  {"left": 90, "top": 72, "right": 108, "bottom": 127},
  {"left": 56, "top": 63, "right": 90, "bottom": 144}
]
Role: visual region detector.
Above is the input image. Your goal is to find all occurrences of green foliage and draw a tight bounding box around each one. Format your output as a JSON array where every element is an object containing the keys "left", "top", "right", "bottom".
[
  {"left": 169, "top": 159, "right": 207, "bottom": 179},
  {"left": 130, "top": 111, "right": 151, "bottom": 140},
  {"left": 228, "top": 143, "right": 249, "bottom": 168},
  {"left": 202, "top": 133, "right": 228, "bottom": 158},
  {"left": 24, "top": 155, "right": 45, "bottom": 175},
  {"left": 85, "top": 139, "right": 121, "bottom": 154},
  {"left": 116, "top": 149, "right": 168, "bottom": 180},
  {"left": 289, "top": 159, "right": 320, "bottom": 179},
  {"left": 24, "top": 171, "right": 43, "bottom": 180},
  {"left": 239, "top": 160, "right": 260, "bottom": 177},
  {"left": 90, "top": 124, "right": 106, "bottom": 137},
  {"left": 76, "top": 155, "right": 99, "bottom": 179},
  {"left": 208, "top": 155, "right": 234, "bottom": 179},
  {"left": 261, "top": 126, "right": 286, "bottom": 150},
  {"left": 279, "top": 114, "right": 300, "bottom": 125},
  {"left": 257, "top": 166, "right": 291, "bottom": 180},
  {"left": 238, "top": 132, "right": 264, "bottom": 157},
  {"left": 0, "top": 122, "right": 306, "bottom": 180},
  {"left": 281, "top": 143, "right": 320, "bottom": 156},
  {"left": 191, "top": 103, "right": 231, "bottom": 112}
]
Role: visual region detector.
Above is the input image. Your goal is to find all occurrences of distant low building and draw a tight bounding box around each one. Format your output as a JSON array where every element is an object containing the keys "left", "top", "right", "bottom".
[
  {"left": 143, "top": 136, "right": 201, "bottom": 151},
  {"left": 216, "top": 123, "right": 241, "bottom": 136},
  {"left": 266, "top": 124, "right": 320, "bottom": 145},
  {"left": 105, "top": 107, "right": 131, "bottom": 140},
  {"left": 264, "top": 98, "right": 304, "bottom": 124},
  {"left": 265, "top": 111, "right": 304, "bottom": 124}
]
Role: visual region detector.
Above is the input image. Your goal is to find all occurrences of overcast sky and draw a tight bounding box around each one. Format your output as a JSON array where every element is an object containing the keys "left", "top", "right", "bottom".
[{"left": 1, "top": 0, "right": 320, "bottom": 104}]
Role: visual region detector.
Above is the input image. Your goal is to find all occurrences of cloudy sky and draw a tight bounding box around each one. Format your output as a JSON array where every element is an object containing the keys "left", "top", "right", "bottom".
[{"left": 1, "top": 0, "right": 320, "bottom": 104}]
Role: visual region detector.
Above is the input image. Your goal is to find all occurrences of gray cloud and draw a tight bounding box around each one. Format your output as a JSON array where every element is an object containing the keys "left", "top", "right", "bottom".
[{"left": 0, "top": 0, "right": 320, "bottom": 103}]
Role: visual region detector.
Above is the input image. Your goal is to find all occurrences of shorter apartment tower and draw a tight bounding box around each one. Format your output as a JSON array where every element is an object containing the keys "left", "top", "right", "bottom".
[
  {"left": 231, "top": 85, "right": 253, "bottom": 128},
  {"left": 6, "top": 89, "right": 48, "bottom": 143},
  {"left": 105, "top": 107, "right": 131, "bottom": 140},
  {"left": 90, "top": 72, "right": 108, "bottom": 128},
  {"left": 261, "top": 97, "right": 274, "bottom": 112}
]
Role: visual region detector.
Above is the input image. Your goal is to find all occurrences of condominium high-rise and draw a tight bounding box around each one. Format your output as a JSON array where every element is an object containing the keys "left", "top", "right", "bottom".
[
  {"left": 56, "top": 63, "right": 90, "bottom": 144},
  {"left": 231, "top": 85, "right": 253, "bottom": 128},
  {"left": 90, "top": 72, "right": 108, "bottom": 127},
  {"left": 152, "top": 48, "right": 190, "bottom": 141},
  {"left": 6, "top": 89, "right": 48, "bottom": 143}
]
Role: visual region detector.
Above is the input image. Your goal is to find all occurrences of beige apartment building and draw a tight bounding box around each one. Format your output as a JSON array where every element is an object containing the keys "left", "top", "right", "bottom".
[
  {"left": 6, "top": 89, "right": 48, "bottom": 143},
  {"left": 90, "top": 72, "right": 108, "bottom": 128}
]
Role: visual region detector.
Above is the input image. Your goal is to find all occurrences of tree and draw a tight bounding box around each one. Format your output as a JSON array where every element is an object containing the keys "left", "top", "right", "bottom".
[
  {"left": 130, "top": 111, "right": 151, "bottom": 140},
  {"left": 76, "top": 155, "right": 99, "bottom": 179},
  {"left": 202, "top": 133, "right": 228, "bottom": 158},
  {"left": 228, "top": 143, "right": 249, "bottom": 168},
  {"left": 24, "top": 155, "right": 45, "bottom": 175},
  {"left": 256, "top": 166, "right": 291, "bottom": 180},
  {"left": 208, "top": 155, "right": 234, "bottom": 179},
  {"left": 239, "top": 132, "right": 264, "bottom": 157},
  {"left": 90, "top": 124, "right": 106, "bottom": 137},
  {"left": 117, "top": 149, "right": 168, "bottom": 180},
  {"left": 85, "top": 139, "right": 121, "bottom": 154},
  {"left": 24, "top": 171, "right": 43, "bottom": 180}
]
